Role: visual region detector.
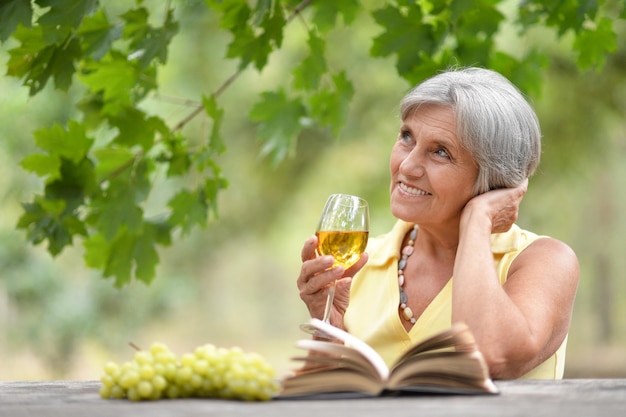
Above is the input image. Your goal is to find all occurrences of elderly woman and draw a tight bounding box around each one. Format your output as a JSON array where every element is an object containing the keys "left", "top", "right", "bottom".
[{"left": 297, "top": 67, "right": 579, "bottom": 380}]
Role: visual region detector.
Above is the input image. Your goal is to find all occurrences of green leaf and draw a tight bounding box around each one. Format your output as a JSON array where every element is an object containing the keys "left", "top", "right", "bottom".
[
  {"left": 371, "top": 4, "right": 437, "bottom": 77},
  {"left": 167, "top": 189, "right": 209, "bottom": 235},
  {"left": 402, "top": 50, "right": 452, "bottom": 86},
  {"left": 80, "top": 52, "right": 139, "bottom": 115},
  {"left": 17, "top": 201, "right": 70, "bottom": 256},
  {"left": 249, "top": 89, "right": 307, "bottom": 164},
  {"left": 7, "top": 25, "right": 82, "bottom": 94},
  {"left": 93, "top": 147, "right": 135, "bottom": 181},
  {"left": 20, "top": 153, "right": 62, "bottom": 183},
  {"left": 0, "top": 0, "right": 33, "bottom": 42},
  {"left": 122, "top": 8, "right": 179, "bottom": 69},
  {"left": 32, "top": 121, "right": 94, "bottom": 164},
  {"left": 311, "top": 0, "right": 360, "bottom": 32},
  {"left": 37, "top": 0, "right": 98, "bottom": 28},
  {"left": 35, "top": 0, "right": 98, "bottom": 44},
  {"left": 103, "top": 228, "right": 135, "bottom": 286},
  {"left": 221, "top": 0, "right": 284, "bottom": 71},
  {"left": 207, "top": 0, "right": 252, "bottom": 31},
  {"left": 489, "top": 51, "right": 548, "bottom": 97},
  {"left": 83, "top": 232, "right": 109, "bottom": 269},
  {"left": 85, "top": 223, "right": 164, "bottom": 286},
  {"left": 160, "top": 134, "right": 191, "bottom": 178},
  {"left": 91, "top": 184, "right": 144, "bottom": 241},
  {"left": 109, "top": 107, "right": 168, "bottom": 151},
  {"left": 202, "top": 95, "right": 226, "bottom": 154},
  {"left": 309, "top": 71, "right": 354, "bottom": 137},
  {"left": 518, "top": 0, "right": 600, "bottom": 35},
  {"left": 132, "top": 223, "right": 162, "bottom": 284},
  {"left": 203, "top": 176, "right": 227, "bottom": 219},
  {"left": 45, "top": 157, "right": 96, "bottom": 210},
  {"left": 292, "top": 31, "right": 327, "bottom": 91},
  {"left": 573, "top": 17, "right": 617, "bottom": 71},
  {"left": 17, "top": 192, "right": 87, "bottom": 256},
  {"left": 77, "top": 8, "right": 122, "bottom": 60}
]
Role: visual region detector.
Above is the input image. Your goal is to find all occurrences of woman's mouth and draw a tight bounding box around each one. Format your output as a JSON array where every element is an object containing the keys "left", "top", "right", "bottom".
[{"left": 399, "top": 182, "right": 431, "bottom": 196}]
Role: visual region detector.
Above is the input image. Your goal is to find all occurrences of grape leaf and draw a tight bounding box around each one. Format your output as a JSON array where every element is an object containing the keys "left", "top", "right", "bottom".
[
  {"left": 573, "top": 17, "right": 617, "bottom": 71},
  {"left": 203, "top": 176, "right": 227, "bottom": 218},
  {"left": 76, "top": 8, "right": 122, "bottom": 60},
  {"left": 222, "top": 1, "right": 284, "bottom": 70},
  {"left": 131, "top": 224, "right": 162, "bottom": 284},
  {"left": 93, "top": 147, "right": 135, "bottom": 181},
  {"left": 161, "top": 134, "right": 192, "bottom": 178},
  {"left": 103, "top": 229, "right": 135, "bottom": 287},
  {"left": 36, "top": 0, "right": 98, "bottom": 28},
  {"left": 17, "top": 157, "right": 94, "bottom": 256},
  {"left": 370, "top": 5, "right": 437, "bottom": 77},
  {"left": 309, "top": 71, "right": 354, "bottom": 137},
  {"left": 80, "top": 52, "right": 139, "bottom": 115},
  {"left": 167, "top": 189, "right": 209, "bottom": 235},
  {"left": 489, "top": 51, "right": 548, "bottom": 97},
  {"left": 18, "top": 199, "right": 73, "bottom": 256},
  {"left": 0, "top": 0, "right": 33, "bottom": 42},
  {"left": 311, "top": 0, "right": 360, "bottom": 32},
  {"left": 207, "top": 0, "right": 252, "bottom": 31},
  {"left": 20, "top": 153, "right": 62, "bottom": 183},
  {"left": 83, "top": 232, "right": 109, "bottom": 270},
  {"left": 249, "top": 89, "right": 307, "bottom": 164},
  {"left": 32, "top": 121, "right": 94, "bottom": 164},
  {"left": 87, "top": 223, "right": 165, "bottom": 286},
  {"left": 202, "top": 95, "right": 226, "bottom": 154},
  {"left": 292, "top": 31, "right": 327, "bottom": 91},
  {"left": 91, "top": 184, "right": 144, "bottom": 241},
  {"left": 109, "top": 107, "right": 168, "bottom": 151},
  {"left": 35, "top": 0, "right": 98, "bottom": 44},
  {"left": 122, "top": 8, "right": 179, "bottom": 69},
  {"left": 7, "top": 25, "right": 82, "bottom": 94}
]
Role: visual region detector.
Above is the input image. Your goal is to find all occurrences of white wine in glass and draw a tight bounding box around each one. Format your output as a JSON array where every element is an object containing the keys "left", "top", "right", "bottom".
[{"left": 301, "top": 194, "right": 369, "bottom": 336}]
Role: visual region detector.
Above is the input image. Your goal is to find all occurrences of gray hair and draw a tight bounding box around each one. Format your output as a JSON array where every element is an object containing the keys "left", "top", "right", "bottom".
[{"left": 400, "top": 67, "right": 541, "bottom": 195}]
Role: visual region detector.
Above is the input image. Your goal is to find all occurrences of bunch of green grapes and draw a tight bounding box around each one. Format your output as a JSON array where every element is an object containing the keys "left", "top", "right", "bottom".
[{"left": 99, "top": 342, "right": 280, "bottom": 401}]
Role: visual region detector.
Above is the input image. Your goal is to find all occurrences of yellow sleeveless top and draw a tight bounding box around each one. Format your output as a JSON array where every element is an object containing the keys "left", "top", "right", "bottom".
[{"left": 344, "top": 220, "right": 567, "bottom": 379}]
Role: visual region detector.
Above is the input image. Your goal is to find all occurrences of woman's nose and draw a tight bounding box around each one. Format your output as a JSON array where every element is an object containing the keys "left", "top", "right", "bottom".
[{"left": 399, "top": 148, "right": 426, "bottom": 178}]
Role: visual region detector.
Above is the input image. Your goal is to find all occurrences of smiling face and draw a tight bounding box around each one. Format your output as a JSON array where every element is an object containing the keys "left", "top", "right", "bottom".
[{"left": 389, "top": 104, "right": 479, "bottom": 228}]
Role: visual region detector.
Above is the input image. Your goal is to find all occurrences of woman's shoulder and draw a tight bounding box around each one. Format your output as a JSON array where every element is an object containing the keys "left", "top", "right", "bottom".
[{"left": 509, "top": 233, "right": 579, "bottom": 285}]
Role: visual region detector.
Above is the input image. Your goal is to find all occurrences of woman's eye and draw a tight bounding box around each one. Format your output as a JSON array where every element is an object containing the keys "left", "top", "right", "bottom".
[{"left": 435, "top": 148, "right": 450, "bottom": 159}]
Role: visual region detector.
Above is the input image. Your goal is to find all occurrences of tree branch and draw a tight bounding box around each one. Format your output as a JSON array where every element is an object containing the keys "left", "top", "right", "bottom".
[{"left": 171, "top": 0, "right": 314, "bottom": 133}]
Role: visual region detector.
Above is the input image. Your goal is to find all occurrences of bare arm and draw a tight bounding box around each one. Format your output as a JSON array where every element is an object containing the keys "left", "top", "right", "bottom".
[{"left": 452, "top": 181, "right": 579, "bottom": 378}]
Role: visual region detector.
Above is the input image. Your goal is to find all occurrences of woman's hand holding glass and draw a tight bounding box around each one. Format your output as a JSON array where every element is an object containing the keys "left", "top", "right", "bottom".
[{"left": 297, "top": 194, "right": 369, "bottom": 335}]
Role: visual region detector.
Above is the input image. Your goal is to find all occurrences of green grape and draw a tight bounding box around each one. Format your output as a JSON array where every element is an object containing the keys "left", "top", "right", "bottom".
[
  {"left": 100, "top": 341, "right": 279, "bottom": 401},
  {"left": 139, "top": 364, "right": 155, "bottom": 380},
  {"left": 152, "top": 375, "right": 167, "bottom": 391},
  {"left": 99, "top": 384, "right": 112, "bottom": 399},
  {"left": 137, "top": 380, "right": 154, "bottom": 399},
  {"left": 119, "top": 368, "right": 140, "bottom": 389}
]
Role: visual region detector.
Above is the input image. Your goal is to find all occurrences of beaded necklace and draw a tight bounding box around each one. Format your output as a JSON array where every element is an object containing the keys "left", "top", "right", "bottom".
[{"left": 398, "top": 224, "right": 418, "bottom": 324}]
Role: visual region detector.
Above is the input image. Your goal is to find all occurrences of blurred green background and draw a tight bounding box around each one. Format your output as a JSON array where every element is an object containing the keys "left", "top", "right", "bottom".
[{"left": 1, "top": 3, "right": 625, "bottom": 380}]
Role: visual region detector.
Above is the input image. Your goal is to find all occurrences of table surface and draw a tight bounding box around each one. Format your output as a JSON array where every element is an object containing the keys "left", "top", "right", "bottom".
[{"left": 1, "top": 379, "right": 625, "bottom": 417}]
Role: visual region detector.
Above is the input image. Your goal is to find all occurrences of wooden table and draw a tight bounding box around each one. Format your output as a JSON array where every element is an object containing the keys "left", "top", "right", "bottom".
[{"left": 1, "top": 379, "right": 624, "bottom": 417}]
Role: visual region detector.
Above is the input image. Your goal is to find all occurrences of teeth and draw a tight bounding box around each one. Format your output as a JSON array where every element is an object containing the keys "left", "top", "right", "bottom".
[{"left": 399, "top": 182, "right": 430, "bottom": 195}]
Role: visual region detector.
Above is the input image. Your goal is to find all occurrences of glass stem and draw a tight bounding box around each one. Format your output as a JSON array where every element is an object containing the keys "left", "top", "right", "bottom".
[{"left": 321, "top": 280, "right": 336, "bottom": 323}]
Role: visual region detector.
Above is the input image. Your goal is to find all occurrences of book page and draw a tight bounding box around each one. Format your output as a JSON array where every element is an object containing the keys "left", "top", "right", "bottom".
[
  {"left": 307, "top": 318, "right": 390, "bottom": 380},
  {"left": 293, "top": 339, "right": 381, "bottom": 379}
]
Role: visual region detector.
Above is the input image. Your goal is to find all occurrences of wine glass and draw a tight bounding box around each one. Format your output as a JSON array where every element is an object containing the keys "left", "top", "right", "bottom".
[{"left": 300, "top": 194, "right": 369, "bottom": 337}]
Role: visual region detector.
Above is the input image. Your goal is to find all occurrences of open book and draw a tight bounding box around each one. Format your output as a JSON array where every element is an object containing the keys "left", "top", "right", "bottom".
[{"left": 279, "top": 319, "right": 499, "bottom": 398}]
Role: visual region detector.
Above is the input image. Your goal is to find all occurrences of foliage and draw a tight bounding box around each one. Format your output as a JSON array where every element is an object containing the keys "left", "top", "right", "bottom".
[{"left": 0, "top": 0, "right": 624, "bottom": 286}]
